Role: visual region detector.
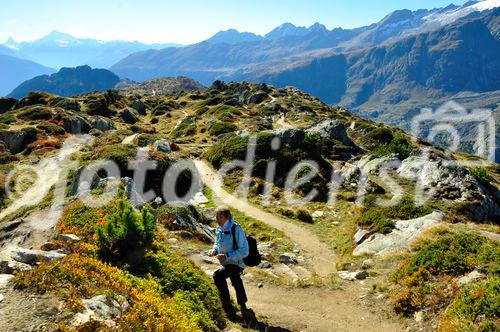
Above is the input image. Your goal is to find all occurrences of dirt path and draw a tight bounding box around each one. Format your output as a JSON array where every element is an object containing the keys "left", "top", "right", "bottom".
[
  {"left": 193, "top": 160, "right": 337, "bottom": 277},
  {"left": 0, "top": 135, "right": 92, "bottom": 221},
  {"left": 191, "top": 253, "right": 404, "bottom": 332}
]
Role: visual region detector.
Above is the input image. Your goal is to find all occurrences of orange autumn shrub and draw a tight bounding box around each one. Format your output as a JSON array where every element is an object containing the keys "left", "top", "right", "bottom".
[{"left": 14, "top": 254, "right": 204, "bottom": 331}]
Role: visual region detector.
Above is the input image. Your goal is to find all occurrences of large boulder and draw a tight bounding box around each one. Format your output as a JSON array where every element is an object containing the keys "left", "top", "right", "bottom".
[
  {"left": 274, "top": 127, "right": 305, "bottom": 146},
  {"left": 62, "top": 115, "right": 91, "bottom": 134},
  {"left": 121, "top": 108, "right": 139, "bottom": 124},
  {"left": 130, "top": 99, "right": 146, "bottom": 115},
  {"left": 90, "top": 116, "right": 114, "bottom": 131},
  {"left": 397, "top": 154, "right": 500, "bottom": 221},
  {"left": 10, "top": 248, "right": 66, "bottom": 264},
  {"left": 306, "top": 119, "right": 354, "bottom": 146},
  {"left": 0, "top": 97, "right": 16, "bottom": 113},
  {"left": 0, "top": 127, "right": 38, "bottom": 153},
  {"left": 353, "top": 211, "right": 444, "bottom": 256},
  {"left": 246, "top": 91, "right": 268, "bottom": 104}
]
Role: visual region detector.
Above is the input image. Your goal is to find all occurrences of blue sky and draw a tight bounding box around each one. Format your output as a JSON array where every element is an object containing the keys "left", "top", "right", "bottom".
[{"left": 1, "top": 0, "right": 470, "bottom": 44}]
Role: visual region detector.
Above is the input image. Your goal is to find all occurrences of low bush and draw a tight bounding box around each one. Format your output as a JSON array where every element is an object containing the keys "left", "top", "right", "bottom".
[
  {"left": 296, "top": 208, "right": 313, "bottom": 223},
  {"left": 97, "top": 198, "right": 155, "bottom": 263},
  {"left": 438, "top": 277, "right": 499, "bottom": 332},
  {"left": 14, "top": 255, "right": 206, "bottom": 331},
  {"left": 368, "top": 127, "right": 394, "bottom": 144},
  {"left": 17, "top": 106, "right": 53, "bottom": 121},
  {"left": 469, "top": 167, "right": 493, "bottom": 184},
  {"left": 208, "top": 121, "right": 237, "bottom": 136}
]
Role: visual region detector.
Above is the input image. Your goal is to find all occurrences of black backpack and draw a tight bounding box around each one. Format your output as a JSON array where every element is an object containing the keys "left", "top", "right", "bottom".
[{"left": 231, "top": 224, "right": 261, "bottom": 267}]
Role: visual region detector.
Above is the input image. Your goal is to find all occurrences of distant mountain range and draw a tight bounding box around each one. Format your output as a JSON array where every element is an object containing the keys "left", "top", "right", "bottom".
[{"left": 1, "top": 31, "right": 181, "bottom": 69}]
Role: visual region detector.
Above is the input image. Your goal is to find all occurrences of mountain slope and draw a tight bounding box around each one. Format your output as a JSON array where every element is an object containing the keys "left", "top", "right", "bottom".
[
  {"left": 110, "top": 1, "right": 498, "bottom": 85},
  {"left": 9, "top": 65, "right": 120, "bottom": 98},
  {"left": 0, "top": 54, "right": 55, "bottom": 96}
]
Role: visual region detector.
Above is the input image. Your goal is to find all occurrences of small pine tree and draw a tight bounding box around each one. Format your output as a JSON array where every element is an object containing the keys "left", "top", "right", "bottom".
[{"left": 97, "top": 197, "right": 155, "bottom": 263}]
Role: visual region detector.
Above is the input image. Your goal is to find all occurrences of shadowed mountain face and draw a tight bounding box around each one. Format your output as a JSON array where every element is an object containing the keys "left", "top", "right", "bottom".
[
  {"left": 0, "top": 54, "right": 55, "bottom": 97},
  {"left": 9, "top": 65, "right": 120, "bottom": 98}
]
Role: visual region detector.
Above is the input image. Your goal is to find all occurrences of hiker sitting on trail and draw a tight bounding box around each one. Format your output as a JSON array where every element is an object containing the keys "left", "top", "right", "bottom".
[{"left": 209, "top": 206, "right": 249, "bottom": 317}]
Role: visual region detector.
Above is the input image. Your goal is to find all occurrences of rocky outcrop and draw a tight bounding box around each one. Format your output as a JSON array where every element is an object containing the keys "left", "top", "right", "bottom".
[
  {"left": 62, "top": 115, "right": 91, "bottom": 134},
  {"left": 246, "top": 91, "right": 268, "bottom": 104},
  {"left": 71, "top": 294, "right": 129, "bottom": 328},
  {"left": 353, "top": 211, "right": 444, "bottom": 256},
  {"left": 306, "top": 119, "right": 354, "bottom": 146},
  {"left": 274, "top": 127, "right": 305, "bottom": 146},
  {"left": 397, "top": 154, "right": 500, "bottom": 221},
  {"left": 130, "top": 99, "right": 146, "bottom": 115},
  {"left": 0, "top": 127, "right": 38, "bottom": 153},
  {"left": 169, "top": 212, "right": 215, "bottom": 243},
  {"left": 121, "top": 108, "right": 139, "bottom": 124},
  {"left": 10, "top": 248, "right": 66, "bottom": 264},
  {"left": 90, "top": 116, "right": 114, "bottom": 131}
]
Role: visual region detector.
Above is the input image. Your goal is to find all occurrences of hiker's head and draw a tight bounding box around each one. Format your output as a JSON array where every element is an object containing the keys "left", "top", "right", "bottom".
[{"left": 215, "top": 206, "right": 232, "bottom": 226}]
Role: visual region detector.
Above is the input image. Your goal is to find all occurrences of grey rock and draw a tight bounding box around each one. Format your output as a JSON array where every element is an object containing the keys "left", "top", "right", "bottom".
[
  {"left": 354, "top": 228, "right": 371, "bottom": 245},
  {"left": 0, "top": 128, "right": 38, "bottom": 153},
  {"left": 90, "top": 116, "right": 114, "bottom": 131},
  {"left": 171, "top": 212, "right": 215, "bottom": 242},
  {"left": 57, "top": 234, "right": 81, "bottom": 242},
  {"left": 72, "top": 294, "right": 129, "bottom": 328},
  {"left": 259, "top": 261, "right": 272, "bottom": 269},
  {"left": 131, "top": 99, "right": 146, "bottom": 115},
  {"left": 0, "top": 274, "right": 14, "bottom": 288},
  {"left": 153, "top": 139, "right": 171, "bottom": 153},
  {"left": 279, "top": 253, "right": 298, "bottom": 265},
  {"left": 353, "top": 211, "right": 444, "bottom": 256},
  {"left": 121, "top": 108, "right": 139, "bottom": 124},
  {"left": 11, "top": 248, "right": 66, "bottom": 264},
  {"left": 457, "top": 270, "right": 485, "bottom": 287},
  {"left": 361, "top": 259, "right": 374, "bottom": 269},
  {"left": 274, "top": 127, "right": 305, "bottom": 146},
  {"left": 246, "top": 91, "right": 268, "bottom": 104},
  {"left": 355, "top": 270, "right": 368, "bottom": 280},
  {"left": 62, "top": 115, "right": 91, "bottom": 134},
  {"left": 0, "top": 260, "right": 32, "bottom": 274},
  {"left": 179, "top": 231, "right": 194, "bottom": 239},
  {"left": 306, "top": 119, "right": 354, "bottom": 146}
]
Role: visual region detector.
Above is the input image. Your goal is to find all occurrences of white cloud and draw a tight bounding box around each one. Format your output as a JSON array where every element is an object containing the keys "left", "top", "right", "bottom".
[{"left": 6, "top": 19, "right": 17, "bottom": 25}]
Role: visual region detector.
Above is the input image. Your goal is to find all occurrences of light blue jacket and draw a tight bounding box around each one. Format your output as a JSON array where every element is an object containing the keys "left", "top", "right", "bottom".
[{"left": 213, "top": 219, "right": 249, "bottom": 269}]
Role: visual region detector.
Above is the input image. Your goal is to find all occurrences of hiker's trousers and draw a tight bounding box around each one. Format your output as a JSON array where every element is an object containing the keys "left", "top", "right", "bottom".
[{"left": 213, "top": 264, "right": 247, "bottom": 306}]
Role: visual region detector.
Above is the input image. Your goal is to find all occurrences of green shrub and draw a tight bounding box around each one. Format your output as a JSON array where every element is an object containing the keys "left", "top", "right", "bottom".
[
  {"left": 296, "top": 209, "right": 313, "bottom": 223},
  {"left": 406, "top": 233, "right": 499, "bottom": 277},
  {"left": 93, "top": 143, "right": 137, "bottom": 170},
  {"left": 97, "top": 198, "right": 155, "bottom": 263},
  {"left": 205, "top": 134, "right": 248, "bottom": 168},
  {"left": 145, "top": 250, "right": 225, "bottom": 331},
  {"left": 16, "top": 106, "right": 53, "bottom": 121},
  {"left": 359, "top": 207, "right": 394, "bottom": 234},
  {"left": 375, "top": 132, "right": 413, "bottom": 159},
  {"left": 469, "top": 167, "right": 492, "bottom": 184},
  {"left": 171, "top": 116, "right": 197, "bottom": 138},
  {"left": 359, "top": 196, "right": 433, "bottom": 234},
  {"left": 368, "top": 127, "right": 394, "bottom": 144},
  {"left": 440, "top": 277, "right": 500, "bottom": 332},
  {"left": 137, "top": 133, "right": 158, "bottom": 147},
  {"left": 208, "top": 121, "right": 237, "bottom": 136},
  {"left": 0, "top": 112, "right": 17, "bottom": 124},
  {"left": 37, "top": 122, "right": 66, "bottom": 135}
]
